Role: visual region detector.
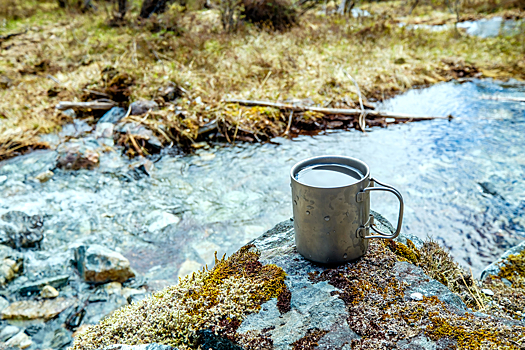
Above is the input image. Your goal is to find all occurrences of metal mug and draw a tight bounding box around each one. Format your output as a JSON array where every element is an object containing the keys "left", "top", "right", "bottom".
[{"left": 290, "top": 155, "right": 404, "bottom": 264}]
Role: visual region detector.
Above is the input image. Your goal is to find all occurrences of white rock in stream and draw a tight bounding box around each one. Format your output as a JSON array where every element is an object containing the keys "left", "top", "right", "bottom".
[
  {"left": 5, "top": 332, "right": 32, "bottom": 349},
  {"left": 0, "top": 325, "right": 20, "bottom": 342},
  {"left": 145, "top": 211, "right": 180, "bottom": 232},
  {"left": 177, "top": 260, "right": 202, "bottom": 280}
]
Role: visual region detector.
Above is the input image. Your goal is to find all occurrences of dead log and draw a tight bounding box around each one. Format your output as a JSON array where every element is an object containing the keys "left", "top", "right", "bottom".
[
  {"left": 56, "top": 100, "right": 117, "bottom": 111},
  {"left": 225, "top": 99, "right": 453, "bottom": 120}
]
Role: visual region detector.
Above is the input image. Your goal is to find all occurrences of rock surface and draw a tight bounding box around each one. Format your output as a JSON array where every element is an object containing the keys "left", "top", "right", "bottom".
[
  {"left": 5, "top": 331, "right": 32, "bottom": 349},
  {"left": 74, "top": 245, "right": 135, "bottom": 283},
  {"left": 99, "top": 107, "right": 126, "bottom": 124},
  {"left": 130, "top": 100, "right": 159, "bottom": 116},
  {"left": 76, "top": 220, "right": 525, "bottom": 350},
  {"left": 0, "top": 211, "right": 44, "bottom": 249},
  {"left": 481, "top": 240, "right": 525, "bottom": 281},
  {"left": 1, "top": 298, "right": 75, "bottom": 320},
  {"left": 56, "top": 140, "right": 100, "bottom": 170},
  {"left": 41, "top": 285, "right": 60, "bottom": 298},
  {"left": 0, "top": 244, "right": 24, "bottom": 285}
]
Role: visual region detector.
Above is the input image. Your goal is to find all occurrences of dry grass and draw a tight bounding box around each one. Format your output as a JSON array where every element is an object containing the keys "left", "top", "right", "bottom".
[{"left": 1, "top": 0, "right": 525, "bottom": 160}]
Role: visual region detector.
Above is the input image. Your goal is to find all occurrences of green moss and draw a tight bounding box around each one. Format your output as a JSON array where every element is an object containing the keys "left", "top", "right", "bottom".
[
  {"left": 498, "top": 249, "right": 525, "bottom": 287},
  {"left": 72, "top": 244, "right": 286, "bottom": 350}
]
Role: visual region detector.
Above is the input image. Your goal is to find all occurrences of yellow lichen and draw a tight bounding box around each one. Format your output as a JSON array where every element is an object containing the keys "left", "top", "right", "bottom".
[{"left": 498, "top": 249, "right": 525, "bottom": 287}]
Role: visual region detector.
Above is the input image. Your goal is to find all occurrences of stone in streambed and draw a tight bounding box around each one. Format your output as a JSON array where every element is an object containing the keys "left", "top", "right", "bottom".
[
  {"left": 56, "top": 140, "right": 100, "bottom": 171},
  {"left": 0, "top": 245, "right": 24, "bottom": 285},
  {"left": 41, "top": 285, "right": 60, "bottom": 299},
  {"left": 130, "top": 100, "right": 158, "bottom": 116},
  {"left": 5, "top": 331, "right": 32, "bottom": 349},
  {"left": 17, "top": 274, "right": 69, "bottom": 295},
  {"left": 74, "top": 245, "right": 135, "bottom": 283},
  {"left": 0, "top": 325, "right": 20, "bottom": 342},
  {"left": 98, "top": 107, "right": 126, "bottom": 124},
  {"left": 0, "top": 211, "right": 44, "bottom": 249},
  {"left": 1, "top": 298, "right": 75, "bottom": 320}
]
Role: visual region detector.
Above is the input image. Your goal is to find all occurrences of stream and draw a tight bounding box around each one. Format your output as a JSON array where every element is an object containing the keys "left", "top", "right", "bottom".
[{"left": 0, "top": 78, "right": 524, "bottom": 348}]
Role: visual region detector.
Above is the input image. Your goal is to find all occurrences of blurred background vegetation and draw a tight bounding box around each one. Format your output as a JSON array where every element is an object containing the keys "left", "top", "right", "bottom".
[{"left": 0, "top": 0, "right": 524, "bottom": 160}]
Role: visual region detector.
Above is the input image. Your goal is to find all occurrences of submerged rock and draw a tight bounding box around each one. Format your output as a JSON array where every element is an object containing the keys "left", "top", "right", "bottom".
[
  {"left": 1, "top": 298, "right": 75, "bottom": 320},
  {"left": 0, "top": 325, "right": 20, "bottom": 342},
  {"left": 0, "top": 211, "right": 44, "bottom": 249},
  {"left": 5, "top": 331, "right": 32, "bottom": 349},
  {"left": 41, "top": 285, "right": 60, "bottom": 299},
  {"left": 74, "top": 245, "right": 135, "bottom": 283},
  {"left": 56, "top": 141, "right": 100, "bottom": 170},
  {"left": 17, "top": 274, "right": 69, "bottom": 295}
]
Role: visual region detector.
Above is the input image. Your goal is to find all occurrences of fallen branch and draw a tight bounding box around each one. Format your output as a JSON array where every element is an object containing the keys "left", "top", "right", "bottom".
[
  {"left": 0, "top": 30, "right": 27, "bottom": 42},
  {"left": 225, "top": 99, "right": 453, "bottom": 120},
  {"left": 56, "top": 100, "right": 117, "bottom": 111},
  {"left": 480, "top": 95, "right": 525, "bottom": 103}
]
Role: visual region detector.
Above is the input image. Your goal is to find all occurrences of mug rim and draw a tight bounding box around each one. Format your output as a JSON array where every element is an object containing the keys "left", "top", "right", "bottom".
[{"left": 290, "top": 155, "right": 370, "bottom": 189}]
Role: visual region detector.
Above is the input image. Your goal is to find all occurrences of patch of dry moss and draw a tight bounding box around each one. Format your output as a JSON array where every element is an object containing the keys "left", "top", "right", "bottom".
[
  {"left": 310, "top": 240, "right": 525, "bottom": 350},
  {"left": 71, "top": 244, "right": 286, "bottom": 350}
]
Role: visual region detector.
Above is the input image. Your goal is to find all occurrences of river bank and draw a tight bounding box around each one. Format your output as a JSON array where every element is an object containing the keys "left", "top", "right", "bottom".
[
  {"left": 1, "top": 1, "right": 525, "bottom": 160},
  {"left": 0, "top": 78, "right": 524, "bottom": 349}
]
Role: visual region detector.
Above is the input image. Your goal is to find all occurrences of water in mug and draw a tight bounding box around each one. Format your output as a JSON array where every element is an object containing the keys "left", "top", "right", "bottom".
[{"left": 295, "top": 164, "right": 364, "bottom": 188}]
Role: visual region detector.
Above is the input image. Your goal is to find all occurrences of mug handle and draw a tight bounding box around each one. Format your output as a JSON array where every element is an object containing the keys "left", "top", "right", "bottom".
[{"left": 356, "top": 178, "right": 404, "bottom": 239}]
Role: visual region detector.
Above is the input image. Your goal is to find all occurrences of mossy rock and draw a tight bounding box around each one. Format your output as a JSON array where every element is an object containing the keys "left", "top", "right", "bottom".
[{"left": 73, "top": 221, "right": 525, "bottom": 350}]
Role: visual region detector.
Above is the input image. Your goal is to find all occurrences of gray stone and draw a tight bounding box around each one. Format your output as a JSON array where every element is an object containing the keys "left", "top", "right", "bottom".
[
  {"left": 0, "top": 325, "right": 20, "bottom": 342},
  {"left": 0, "top": 211, "right": 44, "bottom": 249},
  {"left": 235, "top": 221, "right": 477, "bottom": 349},
  {"left": 17, "top": 274, "right": 69, "bottom": 295},
  {"left": 74, "top": 245, "right": 135, "bottom": 283},
  {"left": 130, "top": 100, "right": 159, "bottom": 116},
  {"left": 5, "top": 331, "right": 32, "bottom": 349},
  {"left": 94, "top": 122, "right": 115, "bottom": 139},
  {"left": 49, "top": 327, "right": 72, "bottom": 349},
  {"left": 56, "top": 140, "right": 100, "bottom": 171},
  {"left": 0, "top": 297, "right": 8, "bottom": 312},
  {"left": 99, "top": 107, "right": 126, "bottom": 124},
  {"left": 238, "top": 281, "right": 359, "bottom": 348},
  {"left": 115, "top": 123, "right": 162, "bottom": 150},
  {"left": 480, "top": 240, "right": 525, "bottom": 281},
  {"left": 393, "top": 261, "right": 467, "bottom": 313},
  {"left": 0, "top": 245, "right": 24, "bottom": 285},
  {"left": 1, "top": 298, "right": 75, "bottom": 320}
]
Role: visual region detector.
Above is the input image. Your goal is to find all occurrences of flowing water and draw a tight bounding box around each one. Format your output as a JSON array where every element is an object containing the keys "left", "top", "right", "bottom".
[
  {"left": 402, "top": 16, "right": 523, "bottom": 37},
  {"left": 1, "top": 79, "right": 524, "bottom": 292}
]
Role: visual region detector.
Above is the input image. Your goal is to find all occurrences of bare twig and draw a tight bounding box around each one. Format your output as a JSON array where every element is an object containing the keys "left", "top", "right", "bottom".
[
  {"left": 56, "top": 100, "right": 117, "bottom": 111},
  {"left": 225, "top": 99, "right": 452, "bottom": 120},
  {"left": 284, "top": 111, "right": 293, "bottom": 136},
  {"left": 342, "top": 69, "right": 367, "bottom": 131}
]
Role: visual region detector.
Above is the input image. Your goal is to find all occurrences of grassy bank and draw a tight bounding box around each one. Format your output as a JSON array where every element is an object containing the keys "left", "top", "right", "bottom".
[{"left": 1, "top": 0, "right": 525, "bottom": 160}]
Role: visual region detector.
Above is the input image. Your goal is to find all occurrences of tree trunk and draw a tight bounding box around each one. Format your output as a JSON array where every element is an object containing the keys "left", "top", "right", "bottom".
[
  {"left": 118, "top": 0, "right": 127, "bottom": 18},
  {"left": 139, "top": 0, "right": 168, "bottom": 18}
]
